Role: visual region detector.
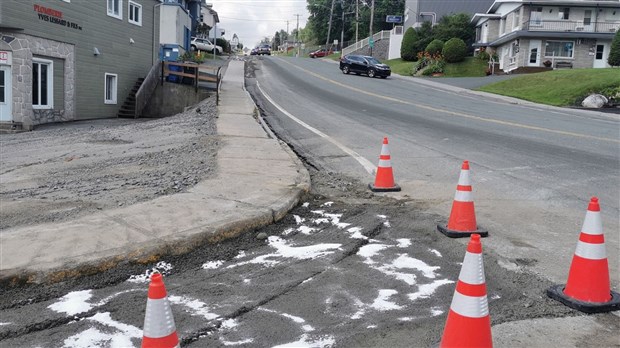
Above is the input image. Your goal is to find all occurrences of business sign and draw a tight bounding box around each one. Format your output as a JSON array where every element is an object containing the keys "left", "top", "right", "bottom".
[
  {"left": 0, "top": 51, "right": 11, "bottom": 65},
  {"left": 386, "top": 15, "right": 403, "bottom": 23},
  {"left": 33, "top": 4, "right": 82, "bottom": 30}
]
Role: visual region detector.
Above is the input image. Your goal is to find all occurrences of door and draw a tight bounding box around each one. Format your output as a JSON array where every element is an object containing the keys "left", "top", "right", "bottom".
[
  {"left": 528, "top": 40, "right": 542, "bottom": 66},
  {"left": 593, "top": 43, "right": 609, "bottom": 68},
  {"left": 0, "top": 66, "right": 12, "bottom": 122}
]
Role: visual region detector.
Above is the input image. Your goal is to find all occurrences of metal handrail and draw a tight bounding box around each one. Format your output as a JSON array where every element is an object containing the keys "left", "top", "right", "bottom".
[
  {"left": 135, "top": 60, "right": 161, "bottom": 118},
  {"left": 522, "top": 20, "right": 620, "bottom": 33}
]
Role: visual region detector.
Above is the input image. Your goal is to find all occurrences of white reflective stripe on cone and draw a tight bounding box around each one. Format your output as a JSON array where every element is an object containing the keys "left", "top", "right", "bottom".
[
  {"left": 574, "top": 241, "right": 607, "bottom": 260},
  {"left": 458, "top": 252, "right": 485, "bottom": 285},
  {"left": 457, "top": 170, "right": 471, "bottom": 186},
  {"left": 144, "top": 298, "right": 176, "bottom": 338},
  {"left": 380, "top": 145, "right": 390, "bottom": 156},
  {"left": 454, "top": 190, "right": 473, "bottom": 202},
  {"left": 581, "top": 211, "right": 602, "bottom": 235},
  {"left": 450, "top": 291, "right": 489, "bottom": 318},
  {"left": 378, "top": 159, "right": 392, "bottom": 167}
]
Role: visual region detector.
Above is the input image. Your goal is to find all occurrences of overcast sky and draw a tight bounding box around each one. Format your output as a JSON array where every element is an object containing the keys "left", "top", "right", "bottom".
[{"left": 208, "top": 0, "right": 310, "bottom": 48}]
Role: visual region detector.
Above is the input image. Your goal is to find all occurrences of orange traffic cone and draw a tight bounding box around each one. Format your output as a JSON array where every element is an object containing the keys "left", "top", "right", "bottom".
[
  {"left": 547, "top": 197, "right": 620, "bottom": 313},
  {"left": 142, "top": 273, "right": 180, "bottom": 348},
  {"left": 440, "top": 234, "right": 492, "bottom": 348},
  {"left": 437, "top": 160, "right": 488, "bottom": 238},
  {"left": 369, "top": 137, "right": 401, "bottom": 192}
]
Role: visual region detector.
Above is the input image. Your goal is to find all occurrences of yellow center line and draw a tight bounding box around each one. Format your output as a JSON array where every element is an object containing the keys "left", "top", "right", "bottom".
[{"left": 277, "top": 58, "right": 620, "bottom": 144}]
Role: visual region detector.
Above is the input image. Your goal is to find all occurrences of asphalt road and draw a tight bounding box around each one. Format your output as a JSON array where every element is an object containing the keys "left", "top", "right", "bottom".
[{"left": 248, "top": 56, "right": 619, "bottom": 287}]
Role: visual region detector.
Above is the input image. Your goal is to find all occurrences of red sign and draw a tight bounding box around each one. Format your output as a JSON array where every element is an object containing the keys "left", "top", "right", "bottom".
[{"left": 33, "top": 4, "right": 63, "bottom": 19}]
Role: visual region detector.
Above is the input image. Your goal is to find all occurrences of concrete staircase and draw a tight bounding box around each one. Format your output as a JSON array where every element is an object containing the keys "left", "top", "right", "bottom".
[
  {"left": 0, "top": 122, "right": 26, "bottom": 134},
  {"left": 117, "top": 77, "right": 145, "bottom": 118}
]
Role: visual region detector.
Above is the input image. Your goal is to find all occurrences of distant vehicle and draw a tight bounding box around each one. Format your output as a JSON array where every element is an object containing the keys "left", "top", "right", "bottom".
[
  {"left": 339, "top": 55, "right": 391, "bottom": 78},
  {"left": 257, "top": 44, "right": 271, "bottom": 55},
  {"left": 309, "top": 48, "right": 332, "bottom": 58},
  {"left": 250, "top": 47, "right": 259, "bottom": 55},
  {"left": 191, "top": 37, "right": 222, "bottom": 55}
]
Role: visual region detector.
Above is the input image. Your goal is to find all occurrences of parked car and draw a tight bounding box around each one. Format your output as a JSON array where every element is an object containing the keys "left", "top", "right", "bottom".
[
  {"left": 339, "top": 55, "right": 391, "bottom": 78},
  {"left": 190, "top": 37, "right": 222, "bottom": 55},
  {"left": 257, "top": 44, "right": 271, "bottom": 55},
  {"left": 309, "top": 48, "right": 332, "bottom": 58}
]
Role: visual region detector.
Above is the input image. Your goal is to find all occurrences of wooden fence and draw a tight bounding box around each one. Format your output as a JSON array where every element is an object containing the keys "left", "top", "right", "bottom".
[{"left": 161, "top": 61, "right": 222, "bottom": 104}]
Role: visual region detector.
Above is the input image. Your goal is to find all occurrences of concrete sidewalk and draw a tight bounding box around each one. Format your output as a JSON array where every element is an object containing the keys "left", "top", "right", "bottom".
[{"left": 0, "top": 60, "right": 310, "bottom": 284}]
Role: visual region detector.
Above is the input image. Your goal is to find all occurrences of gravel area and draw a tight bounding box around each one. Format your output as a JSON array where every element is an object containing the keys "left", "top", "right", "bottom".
[{"left": 0, "top": 97, "right": 220, "bottom": 230}]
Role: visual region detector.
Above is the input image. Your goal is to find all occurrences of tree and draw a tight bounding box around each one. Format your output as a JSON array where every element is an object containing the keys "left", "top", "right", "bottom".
[
  {"left": 433, "top": 13, "right": 476, "bottom": 48},
  {"left": 609, "top": 29, "right": 620, "bottom": 67},
  {"left": 274, "top": 31, "right": 281, "bottom": 48}
]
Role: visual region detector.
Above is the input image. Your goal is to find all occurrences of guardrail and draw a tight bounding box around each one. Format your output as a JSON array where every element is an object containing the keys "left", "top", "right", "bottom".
[
  {"left": 161, "top": 61, "right": 222, "bottom": 104},
  {"left": 342, "top": 30, "right": 391, "bottom": 56},
  {"left": 135, "top": 60, "right": 161, "bottom": 118}
]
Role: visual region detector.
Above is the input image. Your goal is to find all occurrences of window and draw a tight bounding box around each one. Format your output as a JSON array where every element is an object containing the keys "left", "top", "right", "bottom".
[
  {"left": 545, "top": 41, "right": 574, "bottom": 58},
  {"left": 558, "top": 7, "right": 570, "bottom": 20},
  {"left": 513, "top": 10, "right": 520, "bottom": 29},
  {"left": 128, "top": 1, "right": 141, "bottom": 26},
  {"left": 500, "top": 18, "right": 506, "bottom": 35},
  {"left": 32, "top": 58, "right": 53, "bottom": 109},
  {"left": 104, "top": 73, "right": 118, "bottom": 104},
  {"left": 595, "top": 45, "right": 604, "bottom": 59},
  {"left": 531, "top": 7, "right": 542, "bottom": 26},
  {"left": 107, "top": 0, "right": 122, "bottom": 19},
  {"left": 584, "top": 10, "right": 592, "bottom": 26}
]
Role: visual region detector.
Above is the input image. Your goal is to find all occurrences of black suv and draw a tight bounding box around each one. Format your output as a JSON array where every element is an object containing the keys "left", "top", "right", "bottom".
[
  {"left": 257, "top": 44, "right": 271, "bottom": 55},
  {"left": 339, "top": 55, "right": 391, "bottom": 78}
]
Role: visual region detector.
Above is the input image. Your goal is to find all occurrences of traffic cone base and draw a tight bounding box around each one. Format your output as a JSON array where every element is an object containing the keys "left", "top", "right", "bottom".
[
  {"left": 546, "top": 284, "right": 620, "bottom": 314},
  {"left": 437, "top": 224, "right": 488, "bottom": 238},
  {"left": 368, "top": 182, "right": 401, "bottom": 192},
  {"left": 546, "top": 197, "right": 619, "bottom": 313}
]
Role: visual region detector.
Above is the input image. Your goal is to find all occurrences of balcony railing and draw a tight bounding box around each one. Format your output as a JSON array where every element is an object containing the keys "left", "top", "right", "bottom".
[{"left": 522, "top": 20, "right": 620, "bottom": 33}]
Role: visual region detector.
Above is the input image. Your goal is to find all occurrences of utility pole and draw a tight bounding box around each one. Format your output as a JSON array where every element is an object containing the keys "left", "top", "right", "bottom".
[
  {"left": 326, "top": 0, "right": 335, "bottom": 51},
  {"left": 355, "top": 0, "right": 359, "bottom": 43},
  {"left": 295, "top": 14, "right": 300, "bottom": 57},
  {"left": 369, "top": 0, "right": 374, "bottom": 56},
  {"left": 340, "top": 0, "right": 344, "bottom": 55}
]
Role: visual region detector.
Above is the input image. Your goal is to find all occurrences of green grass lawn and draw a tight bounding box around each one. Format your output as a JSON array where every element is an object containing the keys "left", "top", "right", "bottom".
[
  {"left": 478, "top": 69, "right": 620, "bottom": 106},
  {"left": 442, "top": 57, "right": 488, "bottom": 77},
  {"left": 384, "top": 58, "right": 415, "bottom": 76}
]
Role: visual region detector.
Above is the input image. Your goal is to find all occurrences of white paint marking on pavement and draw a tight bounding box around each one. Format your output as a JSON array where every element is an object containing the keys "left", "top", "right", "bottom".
[
  {"left": 63, "top": 312, "right": 141, "bottom": 348},
  {"left": 429, "top": 249, "right": 442, "bottom": 257},
  {"left": 281, "top": 227, "right": 295, "bottom": 236},
  {"left": 272, "top": 334, "right": 336, "bottom": 348},
  {"left": 431, "top": 307, "right": 444, "bottom": 316},
  {"left": 347, "top": 226, "right": 367, "bottom": 239},
  {"left": 371, "top": 289, "right": 403, "bottom": 311},
  {"left": 168, "top": 295, "right": 219, "bottom": 320},
  {"left": 221, "top": 318, "right": 239, "bottom": 329},
  {"left": 357, "top": 244, "right": 390, "bottom": 262},
  {"left": 302, "top": 202, "right": 310, "bottom": 208},
  {"left": 222, "top": 338, "right": 254, "bottom": 346},
  {"left": 127, "top": 261, "right": 173, "bottom": 283},
  {"left": 297, "top": 225, "right": 318, "bottom": 235},
  {"left": 202, "top": 260, "right": 225, "bottom": 269},
  {"left": 377, "top": 215, "right": 392, "bottom": 227},
  {"left": 0, "top": 323, "right": 11, "bottom": 326},
  {"left": 408, "top": 279, "right": 455, "bottom": 301},
  {"left": 321, "top": 201, "right": 334, "bottom": 207},
  {"left": 48, "top": 290, "right": 93, "bottom": 316},
  {"left": 257, "top": 82, "right": 377, "bottom": 174},
  {"left": 397, "top": 239, "right": 411, "bottom": 248},
  {"left": 226, "top": 236, "right": 341, "bottom": 269},
  {"left": 259, "top": 308, "right": 315, "bottom": 332},
  {"left": 392, "top": 254, "right": 440, "bottom": 279},
  {"left": 294, "top": 215, "right": 305, "bottom": 224}
]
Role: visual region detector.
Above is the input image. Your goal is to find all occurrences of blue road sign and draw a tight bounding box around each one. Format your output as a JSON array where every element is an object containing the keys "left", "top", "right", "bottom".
[{"left": 386, "top": 15, "right": 403, "bottom": 23}]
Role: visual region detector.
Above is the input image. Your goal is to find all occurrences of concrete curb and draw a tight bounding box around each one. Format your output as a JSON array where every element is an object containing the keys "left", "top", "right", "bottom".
[{"left": 0, "top": 60, "right": 311, "bottom": 287}]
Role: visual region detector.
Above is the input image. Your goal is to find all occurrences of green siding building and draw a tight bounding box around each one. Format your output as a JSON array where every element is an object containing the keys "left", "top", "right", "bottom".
[{"left": 0, "top": 0, "right": 160, "bottom": 128}]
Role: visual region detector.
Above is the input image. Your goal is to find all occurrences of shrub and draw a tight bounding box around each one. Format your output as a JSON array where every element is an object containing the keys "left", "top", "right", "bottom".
[
  {"left": 442, "top": 38, "right": 467, "bottom": 63},
  {"left": 609, "top": 29, "right": 620, "bottom": 67},
  {"left": 425, "top": 39, "right": 444, "bottom": 55},
  {"left": 401, "top": 27, "right": 418, "bottom": 61},
  {"left": 477, "top": 51, "right": 490, "bottom": 61}
]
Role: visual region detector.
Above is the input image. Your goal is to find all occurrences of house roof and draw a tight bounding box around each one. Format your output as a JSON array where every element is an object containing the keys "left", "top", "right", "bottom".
[{"left": 471, "top": 13, "right": 502, "bottom": 23}]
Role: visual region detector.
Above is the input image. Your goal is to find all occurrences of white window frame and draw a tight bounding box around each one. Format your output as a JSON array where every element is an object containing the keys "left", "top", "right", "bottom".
[
  {"left": 512, "top": 9, "right": 520, "bottom": 30},
  {"left": 104, "top": 73, "right": 118, "bottom": 104},
  {"left": 544, "top": 40, "right": 575, "bottom": 58},
  {"left": 32, "top": 58, "right": 54, "bottom": 110},
  {"left": 107, "top": 0, "right": 123, "bottom": 20},
  {"left": 128, "top": 1, "right": 142, "bottom": 26}
]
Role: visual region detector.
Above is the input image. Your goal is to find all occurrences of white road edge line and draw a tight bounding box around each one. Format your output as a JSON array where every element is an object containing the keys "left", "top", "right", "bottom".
[{"left": 256, "top": 81, "right": 377, "bottom": 175}]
